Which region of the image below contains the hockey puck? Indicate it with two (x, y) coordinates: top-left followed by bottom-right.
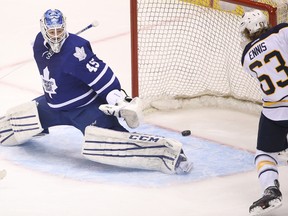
(181, 130), (191, 136)
(0, 169), (7, 180)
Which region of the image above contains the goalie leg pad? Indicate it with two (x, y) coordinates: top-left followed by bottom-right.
(82, 126), (183, 174)
(0, 116), (17, 145)
(0, 101), (43, 146)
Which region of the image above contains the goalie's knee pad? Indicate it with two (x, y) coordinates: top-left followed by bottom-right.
(82, 126), (192, 174)
(0, 101), (43, 146)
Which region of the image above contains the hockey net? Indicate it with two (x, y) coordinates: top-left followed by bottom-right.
(130, 0), (288, 113)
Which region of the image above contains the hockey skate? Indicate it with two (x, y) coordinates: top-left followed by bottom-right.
(249, 180), (282, 215)
(175, 152), (193, 174)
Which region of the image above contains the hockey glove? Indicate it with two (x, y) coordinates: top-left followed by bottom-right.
(99, 90), (142, 129)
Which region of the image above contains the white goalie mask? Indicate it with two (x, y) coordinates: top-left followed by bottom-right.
(240, 9), (268, 34)
(40, 9), (67, 53)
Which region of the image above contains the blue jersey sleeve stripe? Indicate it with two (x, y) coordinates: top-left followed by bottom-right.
(96, 74), (116, 94)
(47, 89), (94, 108)
(88, 64), (109, 87)
(76, 95), (98, 108)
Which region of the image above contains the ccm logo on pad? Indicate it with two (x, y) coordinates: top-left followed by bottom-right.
(129, 134), (160, 142)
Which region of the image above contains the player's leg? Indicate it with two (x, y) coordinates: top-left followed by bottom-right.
(34, 95), (62, 131)
(249, 113), (287, 215)
(82, 126), (192, 174)
(0, 101), (43, 146)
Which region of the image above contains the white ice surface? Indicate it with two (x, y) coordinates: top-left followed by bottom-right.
(0, 1), (288, 216)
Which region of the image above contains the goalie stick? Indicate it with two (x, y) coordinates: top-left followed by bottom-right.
(0, 20), (100, 80)
(0, 169), (6, 180)
(75, 20), (99, 35)
(45, 20), (100, 57)
(30, 20), (99, 46)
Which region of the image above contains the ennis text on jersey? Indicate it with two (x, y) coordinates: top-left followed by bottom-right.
(248, 42), (267, 60)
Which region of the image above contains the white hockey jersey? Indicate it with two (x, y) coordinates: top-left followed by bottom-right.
(242, 23), (288, 121)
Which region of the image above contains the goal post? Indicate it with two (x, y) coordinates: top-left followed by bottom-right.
(130, 0), (288, 113)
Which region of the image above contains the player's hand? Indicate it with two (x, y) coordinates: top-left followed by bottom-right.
(99, 97), (142, 129)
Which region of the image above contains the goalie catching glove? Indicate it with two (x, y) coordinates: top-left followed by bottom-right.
(99, 89), (142, 129)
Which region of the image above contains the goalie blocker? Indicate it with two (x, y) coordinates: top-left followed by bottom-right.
(82, 126), (193, 174)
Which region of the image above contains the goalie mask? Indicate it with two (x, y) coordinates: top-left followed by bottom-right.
(240, 9), (268, 34)
(40, 9), (67, 53)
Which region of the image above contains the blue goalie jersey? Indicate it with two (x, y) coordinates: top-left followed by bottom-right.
(33, 33), (121, 110)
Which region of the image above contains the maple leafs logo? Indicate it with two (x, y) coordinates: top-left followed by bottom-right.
(73, 47), (87, 61)
(41, 67), (58, 98)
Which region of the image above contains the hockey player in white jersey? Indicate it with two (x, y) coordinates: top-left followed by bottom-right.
(0, 9), (192, 175)
(241, 9), (288, 215)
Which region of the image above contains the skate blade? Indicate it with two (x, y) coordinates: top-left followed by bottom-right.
(250, 199), (282, 215)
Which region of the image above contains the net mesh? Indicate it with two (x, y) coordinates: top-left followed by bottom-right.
(133, 0), (288, 111)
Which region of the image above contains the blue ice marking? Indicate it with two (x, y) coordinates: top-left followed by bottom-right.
(0, 124), (254, 186)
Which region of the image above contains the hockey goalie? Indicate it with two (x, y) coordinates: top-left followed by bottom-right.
(0, 99), (192, 174)
(0, 9), (192, 175)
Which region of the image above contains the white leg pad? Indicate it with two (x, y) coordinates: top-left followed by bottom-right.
(82, 126), (183, 174)
(0, 116), (17, 145)
(0, 101), (43, 146)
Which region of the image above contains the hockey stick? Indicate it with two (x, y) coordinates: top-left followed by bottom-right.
(30, 20), (99, 46)
(45, 20), (99, 56)
(75, 20), (99, 35)
(0, 20), (100, 80)
(0, 169), (6, 180)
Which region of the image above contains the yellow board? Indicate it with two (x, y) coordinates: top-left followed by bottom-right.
(180, 0), (283, 16)
(180, 0), (244, 15)
(181, 0), (288, 24)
